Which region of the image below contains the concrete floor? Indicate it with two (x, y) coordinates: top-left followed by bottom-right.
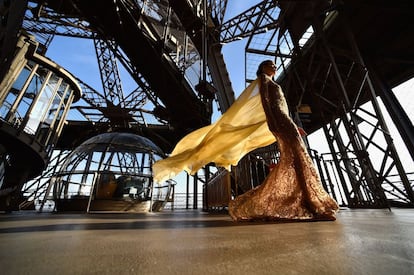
(0, 208), (413, 275)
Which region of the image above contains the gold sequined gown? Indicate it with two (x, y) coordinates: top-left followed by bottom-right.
(229, 74), (339, 221)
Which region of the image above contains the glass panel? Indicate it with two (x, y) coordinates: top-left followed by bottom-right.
(37, 78), (66, 144)
(16, 69), (45, 133)
(24, 70), (59, 134)
(52, 83), (69, 128)
(0, 94), (17, 121)
(0, 67), (31, 124)
(12, 66), (31, 91)
(45, 79), (64, 126)
(113, 175), (150, 200)
(142, 153), (152, 174)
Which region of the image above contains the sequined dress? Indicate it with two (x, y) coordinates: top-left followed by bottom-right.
(228, 74), (339, 221)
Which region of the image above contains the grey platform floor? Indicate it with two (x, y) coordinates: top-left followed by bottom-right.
(0, 208), (413, 275)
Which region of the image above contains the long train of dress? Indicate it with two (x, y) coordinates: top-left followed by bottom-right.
(229, 74), (339, 221)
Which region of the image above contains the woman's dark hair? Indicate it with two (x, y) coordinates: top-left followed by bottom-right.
(256, 60), (275, 77)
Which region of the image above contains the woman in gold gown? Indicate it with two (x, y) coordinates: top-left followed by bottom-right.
(228, 60), (339, 221)
(153, 60), (338, 221)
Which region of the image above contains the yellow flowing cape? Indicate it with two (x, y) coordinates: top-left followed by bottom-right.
(152, 79), (276, 183)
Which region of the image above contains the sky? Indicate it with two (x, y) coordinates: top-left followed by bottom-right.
(43, 1), (414, 191)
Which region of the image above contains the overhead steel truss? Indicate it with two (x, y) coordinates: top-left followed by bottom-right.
(23, 1), (199, 129)
(14, 0), (414, 209)
(21, 0), (239, 133)
(310, 13), (413, 207)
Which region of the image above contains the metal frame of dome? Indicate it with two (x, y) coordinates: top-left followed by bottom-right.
(79, 132), (165, 156)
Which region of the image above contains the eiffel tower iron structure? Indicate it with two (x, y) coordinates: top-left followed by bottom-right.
(0, 0), (413, 211)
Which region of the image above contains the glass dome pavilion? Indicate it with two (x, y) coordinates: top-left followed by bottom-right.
(52, 132), (175, 212)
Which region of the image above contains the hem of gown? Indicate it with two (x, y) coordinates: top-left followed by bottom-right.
(230, 213), (337, 222)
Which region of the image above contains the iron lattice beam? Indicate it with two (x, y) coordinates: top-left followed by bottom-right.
(220, 0), (280, 44)
(24, 2), (94, 39)
(208, 0), (227, 26)
(308, 9), (413, 207)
